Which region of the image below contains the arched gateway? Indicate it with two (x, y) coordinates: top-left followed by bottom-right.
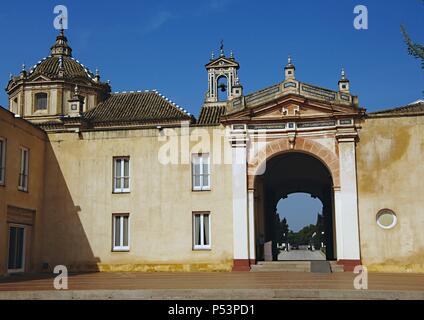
(221, 59), (364, 272)
(253, 151), (337, 261)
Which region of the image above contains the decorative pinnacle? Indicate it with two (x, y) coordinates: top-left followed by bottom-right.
(230, 50), (234, 59)
(285, 55), (295, 70)
(220, 40), (224, 57)
(9, 73), (13, 80)
(21, 63), (26, 72)
(96, 69), (100, 76)
(74, 84), (79, 95)
(341, 68), (346, 80)
(211, 51), (215, 60)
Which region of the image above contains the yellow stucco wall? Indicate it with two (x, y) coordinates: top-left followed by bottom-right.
(40, 126), (234, 272)
(0, 108), (46, 276)
(357, 114), (424, 273)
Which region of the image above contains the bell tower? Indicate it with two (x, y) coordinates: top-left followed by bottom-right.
(204, 41), (242, 103)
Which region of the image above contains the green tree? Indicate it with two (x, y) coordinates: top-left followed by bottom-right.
(401, 1), (424, 69)
(288, 224), (316, 246)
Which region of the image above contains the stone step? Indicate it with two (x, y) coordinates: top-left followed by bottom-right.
(329, 262), (345, 273)
(258, 261), (310, 266)
(257, 262), (311, 269)
(251, 268), (310, 273)
(251, 262), (311, 272)
(251, 261), (345, 273)
(258, 261), (311, 265)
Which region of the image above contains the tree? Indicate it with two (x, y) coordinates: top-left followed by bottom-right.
(401, 1), (424, 69)
(281, 218), (289, 242)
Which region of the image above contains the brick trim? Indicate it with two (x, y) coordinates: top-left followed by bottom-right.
(232, 259), (251, 272)
(337, 259), (362, 272)
(248, 137), (340, 189)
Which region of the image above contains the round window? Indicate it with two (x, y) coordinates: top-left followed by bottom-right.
(376, 209), (397, 229)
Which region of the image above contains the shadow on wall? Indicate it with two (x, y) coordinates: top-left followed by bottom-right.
(40, 141), (100, 273)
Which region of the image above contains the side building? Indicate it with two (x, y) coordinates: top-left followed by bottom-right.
(3, 30), (235, 274)
(357, 100), (424, 272)
(0, 107), (47, 275)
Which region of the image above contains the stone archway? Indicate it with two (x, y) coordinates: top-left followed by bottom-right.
(248, 137), (340, 190)
(252, 151), (336, 262)
(242, 136), (361, 271)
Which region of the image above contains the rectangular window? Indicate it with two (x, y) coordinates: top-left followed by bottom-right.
(192, 153), (210, 191)
(193, 212), (211, 250)
(18, 147), (29, 192)
(0, 138), (5, 185)
(112, 214), (130, 251)
(8, 225), (25, 273)
(113, 157), (130, 193)
(35, 93), (48, 110)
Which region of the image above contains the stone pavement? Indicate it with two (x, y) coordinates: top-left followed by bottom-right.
(1, 271), (424, 300)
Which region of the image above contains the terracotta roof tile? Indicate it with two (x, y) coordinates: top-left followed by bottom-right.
(370, 100), (424, 115)
(29, 56), (94, 80)
(197, 105), (226, 125)
(84, 91), (192, 124)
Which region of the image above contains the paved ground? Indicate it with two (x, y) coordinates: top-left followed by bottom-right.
(0, 272), (424, 300)
(278, 250), (325, 261)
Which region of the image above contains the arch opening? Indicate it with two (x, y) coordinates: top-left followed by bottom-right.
(217, 75), (228, 101)
(254, 151), (336, 262)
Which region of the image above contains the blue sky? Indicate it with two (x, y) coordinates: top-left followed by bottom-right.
(277, 194), (322, 232)
(0, 0), (423, 115)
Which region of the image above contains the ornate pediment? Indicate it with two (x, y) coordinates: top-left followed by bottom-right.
(205, 56), (239, 69)
(222, 94), (362, 124)
(30, 75), (51, 82)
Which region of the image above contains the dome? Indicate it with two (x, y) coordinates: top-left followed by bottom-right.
(29, 55), (95, 81)
(27, 29), (96, 82)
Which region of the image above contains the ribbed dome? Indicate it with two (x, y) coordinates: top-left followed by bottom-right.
(28, 29), (95, 81)
(29, 55), (95, 81)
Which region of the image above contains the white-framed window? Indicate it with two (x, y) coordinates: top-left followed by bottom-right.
(113, 157), (130, 193)
(193, 212), (211, 250)
(192, 153), (210, 191)
(376, 209), (398, 230)
(112, 214), (130, 251)
(0, 137), (5, 185)
(18, 147), (29, 192)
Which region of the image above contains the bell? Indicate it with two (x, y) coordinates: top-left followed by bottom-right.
(218, 83), (227, 92)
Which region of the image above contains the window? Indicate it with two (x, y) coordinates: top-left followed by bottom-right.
(8, 225), (26, 273)
(18, 148), (29, 191)
(193, 212), (211, 250)
(113, 157), (130, 193)
(12, 98), (18, 113)
(0, 138), (5, 185)
(112, 214), (130, 251)
(376, 209), (397, 230)
(35, 93), (48, 110)
(192, 153), (210, 191)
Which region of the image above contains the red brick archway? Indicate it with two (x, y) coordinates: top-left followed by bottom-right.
(247, 137), (340, 189)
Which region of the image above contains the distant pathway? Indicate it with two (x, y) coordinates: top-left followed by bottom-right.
(278, 250), (326, 261)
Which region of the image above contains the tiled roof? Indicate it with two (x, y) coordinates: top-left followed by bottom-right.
(84, 91), (192, 124)
(370, 100), (424, 115)
(197, 105), (226, 125)
(29, 56), (95, 81)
